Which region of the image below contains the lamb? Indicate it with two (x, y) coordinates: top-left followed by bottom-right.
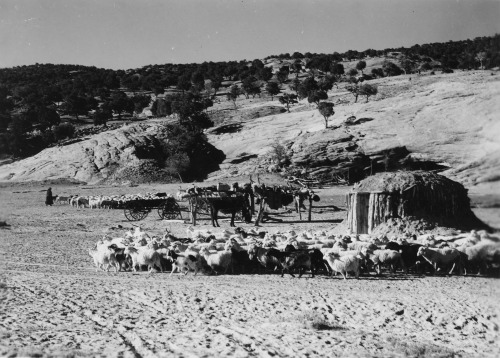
(124, 246), (163, 273)
(199, 246), (233, 274)
(324, 252), (360, 279)
(166, 250), (199, 276)
(88, 245), (119, 272)
(417, 246), (463, 275)
(365, 249), (405, 275)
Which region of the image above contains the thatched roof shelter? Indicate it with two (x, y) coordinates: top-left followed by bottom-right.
(346, 171), (486, 234)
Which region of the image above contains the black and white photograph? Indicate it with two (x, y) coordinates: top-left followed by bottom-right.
(1, 0), (499, 357)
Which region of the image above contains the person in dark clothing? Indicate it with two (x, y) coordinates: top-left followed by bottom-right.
(45, 187), (54, 206)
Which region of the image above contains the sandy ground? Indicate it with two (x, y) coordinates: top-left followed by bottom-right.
(1, 182), (500, 357)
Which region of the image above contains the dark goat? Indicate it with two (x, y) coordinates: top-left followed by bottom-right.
(285, 245), (325, 275)
(282, 251), (313, 278)
(266, 248), (313, 278)
(207, 196), (252, 227)
(108, 244), (130, 271)
(248, 246), (281, 272)
(385, 242), (433, 274)
(231, 248), (262, 274)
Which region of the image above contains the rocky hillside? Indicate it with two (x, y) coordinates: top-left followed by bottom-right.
(0, 70), (498, 194)
(206, 70), (500, 192)
(0, 121), (223, 184)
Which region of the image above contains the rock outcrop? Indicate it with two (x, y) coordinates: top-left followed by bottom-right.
(0, 122), (223, 184)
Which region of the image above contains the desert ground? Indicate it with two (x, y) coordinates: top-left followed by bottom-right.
(1, 181), (499, 358)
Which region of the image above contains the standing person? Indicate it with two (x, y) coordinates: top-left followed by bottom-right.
(45, 187), (54, 206)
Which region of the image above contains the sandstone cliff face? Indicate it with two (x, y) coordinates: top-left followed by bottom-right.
(0, 123), (167, 184)
(0, 122), (223, 184)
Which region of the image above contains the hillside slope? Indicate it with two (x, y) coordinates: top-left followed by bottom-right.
(206, 70), (500, 191)
(0, 70), (498, 194)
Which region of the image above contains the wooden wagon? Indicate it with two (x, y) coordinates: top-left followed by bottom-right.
(123, 197), (182, 221)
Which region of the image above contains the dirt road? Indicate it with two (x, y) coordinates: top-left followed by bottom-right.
(1, 183), (499, 357)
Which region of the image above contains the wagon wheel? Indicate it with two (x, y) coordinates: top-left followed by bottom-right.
(158, 199), (182, 220)
(124, 202), (149, 221)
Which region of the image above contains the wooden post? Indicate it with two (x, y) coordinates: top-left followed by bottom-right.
(190, 197), (197, 226)
(254, 198), (265, 226)
(308, 198), (313, 222)
(250, 192), (255, 216)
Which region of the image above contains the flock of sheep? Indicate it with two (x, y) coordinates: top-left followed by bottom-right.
(89, 226), (500, 279)
(54, 192), (170, 209)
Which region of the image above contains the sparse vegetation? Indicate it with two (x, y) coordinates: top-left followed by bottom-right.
(318, 102), (335, 128)
(265, 81), (281, 100)
(269, 140), (290, 168)
(359, 83), (378, 102)
(476, 52), (487, 69)
(52, 123), (75, 141)
(278, 93), (298, 113)
(356, 60), (367, 74)
(346, 83), (360, 103)
(227, 84), (241, 108)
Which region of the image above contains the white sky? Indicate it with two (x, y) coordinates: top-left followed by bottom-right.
(0, 0), (499, 70)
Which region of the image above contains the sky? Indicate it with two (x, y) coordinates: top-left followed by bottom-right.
(0, 0), (499, 70)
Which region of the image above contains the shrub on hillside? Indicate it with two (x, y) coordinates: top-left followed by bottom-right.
(371, 68), (384, 78)
(359, 83), (378, 102)
(53, 123), (75, 141)
(382, 61), (403, 76)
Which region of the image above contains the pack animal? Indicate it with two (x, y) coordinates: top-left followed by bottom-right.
(206, 196), (251, 227)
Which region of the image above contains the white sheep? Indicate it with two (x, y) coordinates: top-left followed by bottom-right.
(88, 196), (101, 209)
(457, 242), (500, 275)
(324, 252), (360, 279)
(417, 246), (463, 275)
(124, 246), (163, 273)
(199, 246), (232, 274)
(348, 241), (378, 251)
(88, 245), (118, 272)
(366, 249), (405, 274)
